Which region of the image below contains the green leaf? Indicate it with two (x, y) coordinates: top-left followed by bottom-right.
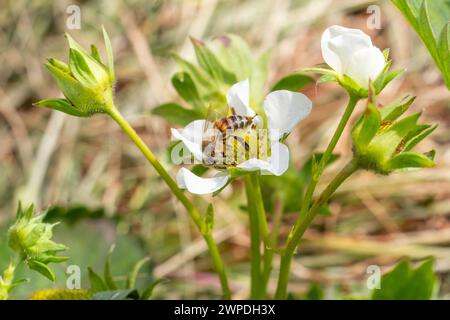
(88, 267), (107, 292)
(438, 23), (450, 82)
(250, 50), (271, 111)
(172, 53), (216, 93)
(372, 259), (437, 300)
(34, 98), (90, 117)
(104, 244), (117, 290)
(387, 151), (435, 170)
(271, 73), (314, 92)
(102, 26), (115, 81)
(306, 282), (324, 300)
(28, 259), (55, 282)
(190, 37), (237, 86)
(92, 289), (139, 300)
(151, 103), (203, 126)
(141, 279), (163, 300)
(171, 72), (203, 110)
(214, 34), (254, 80)
(126, 257), (150, 289)
(392, 0), (450, 89)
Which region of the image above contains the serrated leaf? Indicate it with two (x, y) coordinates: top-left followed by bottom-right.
(151, 103), (203, 126)
(88, 267), (107, 292)
(171, 72), (203, 110)
(104, 244), (117, 290)
(270, 73), (314, 92)
(28, 259), (55, 282)
(126, 257), (150, 289)
(372, 259), (437, 300)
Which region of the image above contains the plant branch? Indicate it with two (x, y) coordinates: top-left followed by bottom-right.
(108, 106), (231, 299)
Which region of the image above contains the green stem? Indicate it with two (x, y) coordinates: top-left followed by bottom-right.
(108, 106), (231, 299)
(275, 158), (359, 299)
(298, 95), (359, 224)
(244, 175), (262, 299)
(250, 175), (273, 297)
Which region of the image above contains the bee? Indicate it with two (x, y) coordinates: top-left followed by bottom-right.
(202, 107), (262, 167)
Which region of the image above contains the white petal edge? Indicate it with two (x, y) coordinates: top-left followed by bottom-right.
(226, 79), (255, 117)
(346, 46), (386, 88)
(176, 168), (231, 194)
(171, 120), (206, 161)
(237, 142), (289, 176)
(263, 90), (312, 141)
(321, 25), (373, 74)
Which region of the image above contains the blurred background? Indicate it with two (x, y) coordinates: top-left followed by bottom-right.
(0, 0), (449, 299)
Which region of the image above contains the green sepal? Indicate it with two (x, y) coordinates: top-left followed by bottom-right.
(404, 124), (438, 151)
(386, 151), (435, 171)
(28, 259), (56, 282)
(34, 98), (91, 117)
(380, 96), (416, 122)
(102, 25), (115, 81)
(352, 98), (381, 149)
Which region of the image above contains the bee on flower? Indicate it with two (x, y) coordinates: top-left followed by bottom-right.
(171, 79), (312, 194)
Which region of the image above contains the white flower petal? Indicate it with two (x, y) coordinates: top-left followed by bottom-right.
(226, 79), (255, 116)
(263, 90), (312, 141)
(321, 25), (373, 74)
(171, 120), (206, 161)
(346, 47), (386, 87)
(237, 142), (289, 176)
(176, 168), (231, 194)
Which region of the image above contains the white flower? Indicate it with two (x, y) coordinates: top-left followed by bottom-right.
(321, 25), (385, 88)
(171, 79), (312, 194)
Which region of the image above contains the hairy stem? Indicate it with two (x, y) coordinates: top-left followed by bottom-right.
(275, 158), (359, 299)
(108, 106), (231, 299)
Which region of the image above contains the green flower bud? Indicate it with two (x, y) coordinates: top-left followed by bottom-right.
(8, 204), (68, 281)
(352, 91), (436, 174)
(34, 27), (115, 117)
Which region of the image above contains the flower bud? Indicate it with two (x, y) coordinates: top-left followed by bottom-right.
(34, 27), (115, 117)
(352, 92), (436, 174)
(8, 204), (68, 281)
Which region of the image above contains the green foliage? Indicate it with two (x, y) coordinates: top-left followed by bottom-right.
(30, 288), (92, 300)
(151, 103), (203, 126)
(372, 259), (437, 300)
(8, 204), (68, 282)
(34, 29), (116, 116)
(87, 245), (160, 300)
(154, 34), (275, 125)
(392, 0), (450, 89)
(270, 73), (314, 92)
(352, 90), (436, 174)
(305, 282), (324, 300)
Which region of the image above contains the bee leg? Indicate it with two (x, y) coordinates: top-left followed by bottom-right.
(230, 107), (237, 116)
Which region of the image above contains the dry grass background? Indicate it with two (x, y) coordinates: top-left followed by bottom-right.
(0, 0), (449, 299)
